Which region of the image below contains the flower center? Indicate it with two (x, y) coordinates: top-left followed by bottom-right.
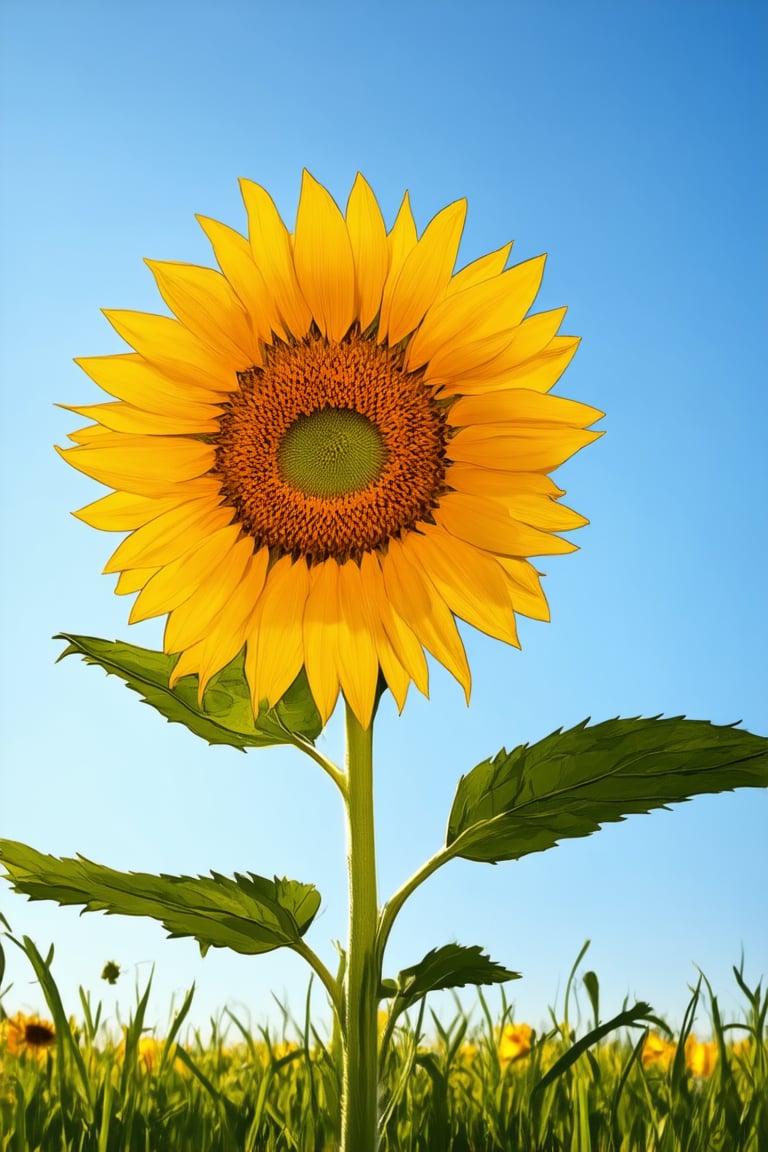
(24, 1023), (55, 1048)
(215, 336), (448, 562)
(278, 406), (388, 498)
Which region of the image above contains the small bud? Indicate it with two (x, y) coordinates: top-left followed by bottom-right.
(101, 960), (121, 985)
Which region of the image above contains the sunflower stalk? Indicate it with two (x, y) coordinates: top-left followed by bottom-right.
(341, 703), (380, 1151)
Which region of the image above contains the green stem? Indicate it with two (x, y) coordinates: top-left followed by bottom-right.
(287, 733), (347, 796)
(341, 704), (380, 1152)
(291, 939), (344, 1029)
(376, 844), (458, 964)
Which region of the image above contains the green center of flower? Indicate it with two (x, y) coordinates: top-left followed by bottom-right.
(278, 406), (388, 498)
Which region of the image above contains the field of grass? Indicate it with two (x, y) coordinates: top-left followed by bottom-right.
(0, 936), (765, 1152)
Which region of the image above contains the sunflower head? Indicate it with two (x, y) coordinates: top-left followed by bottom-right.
(61, 171), (603, 728)
(641, 1031), (676, 1070)
(1, 1012), (56, 1058)
(685, 1035), (717, 1078)
(498, 1021), (533, 1064)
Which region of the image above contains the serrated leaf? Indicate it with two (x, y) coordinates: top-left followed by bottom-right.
(390, 944), (519, 1012)
(0, 840), (320, 957)
(447, 716), (768, 863)
(55, 634), (322, 749)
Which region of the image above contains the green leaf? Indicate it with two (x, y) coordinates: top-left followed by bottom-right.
(582, 970), (600, 1028)
(55, 634), (322, 749)
(0, 840), (320, 957)
(447, 716), (768, 863)
(531, 1002), (655, 1097)
(389, 944), (520, 1011)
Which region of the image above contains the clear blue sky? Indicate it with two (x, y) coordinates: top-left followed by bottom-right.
(1, 0), (766, 1041)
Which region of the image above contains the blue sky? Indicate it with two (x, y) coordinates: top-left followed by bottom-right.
(1, 0), (766, 1041)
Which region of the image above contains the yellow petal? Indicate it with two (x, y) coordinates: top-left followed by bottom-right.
(444, 243), (513, 297)
(196, 214), (281, 344)
(442, 334), (581, 396)
(75, 491), (179, 531)
(359, 552), (429, 699)
(239, 179), (312, 339)
(103, 312), (239, 393)
(346, 173), (389, 331)
(475, 308), (565, 373)
(145, 260), (257, 368)
(168, 547), (270, 695)
(73, 480), (223, 531)
(244, 556), (309, 711)
(429, 310), (568, 393)
(446, 463), (564, 500)
(164, 535), (254, 652)
(447, 389), (604, 429)
(497, 557), (551, 622)
(293, 170), (356, 342)
(57, 437), (215, 496)
(445, 466), (586, 532)
(407, 526), (520, 646)
(353, 563), (411, 712)
(115, 567), (160, 595)
(103, 499), (232, 573)
(448, 424), (603, 472)
(418, 329), (516, 383)
(129, 524), (241, 621)
(409, 255), (546, 371)
(438, 312), (568, 395)
(66, 424), (117, 445)
(504, 494), (588, 532)
(61, 400), (220, 436)
(377, 191), (418, 343)
(435, 493), (578, 556)
(336, 561), (380, 727)
(302, 560), (342, 725)
(385, 199), (467, 346)
(167, 638), (213, 696)
(381, 538), (470, 698)
(75, 353), (221, 411)
(373, 634), (410, 711)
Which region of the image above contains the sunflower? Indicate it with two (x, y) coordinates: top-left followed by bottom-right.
(641, 1031), (676, 1070)
(1, 1012), (56, 1057)
(498, 1021), (533, 1064)
(60, 172), (602, 728)
(685, 1035), (718, 1078)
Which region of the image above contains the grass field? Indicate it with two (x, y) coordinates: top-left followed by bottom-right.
(0, 936), (765, 1151)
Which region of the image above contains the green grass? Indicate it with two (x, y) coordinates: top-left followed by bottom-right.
(0, 937), (765, 1151)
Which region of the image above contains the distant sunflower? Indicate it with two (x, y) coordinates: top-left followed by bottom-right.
(60, 172), (602, 727)
(2, 1012), (56, 1057)
(499, 1022), (533, 1063)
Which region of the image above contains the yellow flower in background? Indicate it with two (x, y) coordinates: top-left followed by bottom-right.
(137, 1036), (164, 1072)
(0, 1012), (56, 1058)
(685, 1035), (717, 1078)
(116, 1033), (188, 1075)
(116, 1034), (162, 1072)
(499, 1022), (532, 1063)
(457, 1041), (479, 1064)
(61, 172), (602, 727)
(731, 1036), (752, 1060)
(641, 1031), (676, 1070)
